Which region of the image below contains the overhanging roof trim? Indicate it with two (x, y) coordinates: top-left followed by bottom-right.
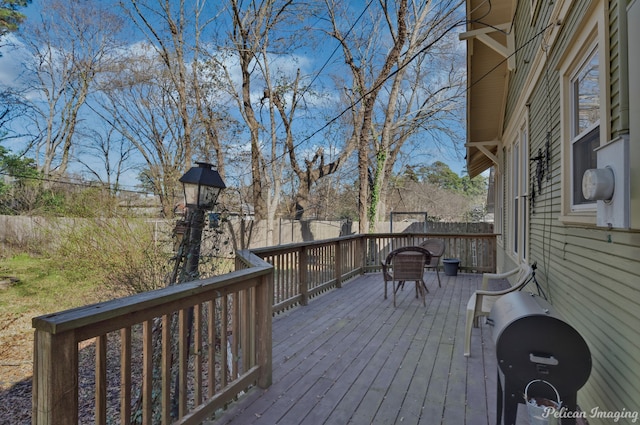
(464, 0), (514, 178)
(465, 140), (502, 178)
(459, 22), (515, 70)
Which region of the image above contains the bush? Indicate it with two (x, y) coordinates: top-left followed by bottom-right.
(54, 217), (173, 294)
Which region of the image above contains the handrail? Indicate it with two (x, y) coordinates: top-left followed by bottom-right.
(32, 252), (273, 425)
(248, 232), (495, 314)
(32, 232), (495, 424)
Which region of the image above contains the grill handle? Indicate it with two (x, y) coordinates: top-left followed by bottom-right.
(529, 353), (559, 366)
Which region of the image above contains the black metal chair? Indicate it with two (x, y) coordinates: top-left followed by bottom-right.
(381, 246), (432, 307)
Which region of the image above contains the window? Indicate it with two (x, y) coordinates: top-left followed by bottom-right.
(570, 49), (599, 209)
(495, 166), (504, 246)
(508, 125), (529, 261)
(559, 4), (607, 224)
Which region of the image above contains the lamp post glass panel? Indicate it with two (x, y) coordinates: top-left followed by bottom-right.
(179, 162), (226, 281)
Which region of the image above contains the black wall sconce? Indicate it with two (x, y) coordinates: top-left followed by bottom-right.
(530, 132), (551, 210)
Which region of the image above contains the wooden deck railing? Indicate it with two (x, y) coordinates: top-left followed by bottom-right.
(251, 233), (495, 314)
(32, 232), (495, 424)
(252, 235), (365, 312)
(32, 250), (273, 425)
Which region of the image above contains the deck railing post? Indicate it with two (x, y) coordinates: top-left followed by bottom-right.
(299, 246), (309, 305)
(358, 236), (366, 273)
(256, 271), (273, 388)
(335, 240), (342, 288)
(32, 329), (78, 425)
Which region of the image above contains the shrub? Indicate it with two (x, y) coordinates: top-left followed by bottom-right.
(54, 217), (173, 294)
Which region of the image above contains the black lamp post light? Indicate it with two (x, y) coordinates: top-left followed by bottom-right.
(179, 161), (226, 281)
(172, 161), (226, 418)
(179, 161), (226, 210)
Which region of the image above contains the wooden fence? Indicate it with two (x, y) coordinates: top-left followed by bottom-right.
(1, 214), (493, 252)
(31, 232), (495, 424)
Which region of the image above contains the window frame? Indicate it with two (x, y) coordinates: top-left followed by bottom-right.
(569, 46), (600, 212)
(558, 3), (609, 225)
(508, 124), (529, 262)
(495, 165), (504, 247)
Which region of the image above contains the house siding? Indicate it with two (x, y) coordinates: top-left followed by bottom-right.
(499, 0), (640, 422)
(608, 0), (630, 139)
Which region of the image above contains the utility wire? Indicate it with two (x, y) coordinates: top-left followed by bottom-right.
(4, 1), (376, 194)
(236, 12), (470, 182)
(5, 3), (555, 193)
(0, 171), (153, 195)
(236, 7), (555, 181)
(299, 0), (374, 103)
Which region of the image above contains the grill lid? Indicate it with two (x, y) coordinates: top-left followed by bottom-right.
(490, 291), (591, 395)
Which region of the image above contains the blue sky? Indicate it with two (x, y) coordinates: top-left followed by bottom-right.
(1, 0), (471, 190)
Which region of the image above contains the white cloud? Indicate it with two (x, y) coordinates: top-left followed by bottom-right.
(0, 34), (29, 89)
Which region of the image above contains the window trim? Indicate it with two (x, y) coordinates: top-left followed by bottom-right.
(495, 164), (504, 248)
(508, 124), (529, 262)
(569, 46), (600, 212)
(558, 2), (609, 225)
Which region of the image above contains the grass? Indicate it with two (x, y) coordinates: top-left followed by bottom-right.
(0, 253), (106, 318)
(0, 253), (109, 392)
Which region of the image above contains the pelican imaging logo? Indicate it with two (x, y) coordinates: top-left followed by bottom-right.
(543, 406), (639, 423)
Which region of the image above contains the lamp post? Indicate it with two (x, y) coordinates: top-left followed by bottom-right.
(173, 162), (225, 418)
(179, 161), (226, 280)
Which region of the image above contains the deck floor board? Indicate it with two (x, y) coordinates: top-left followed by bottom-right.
(211, 272), (528, 425)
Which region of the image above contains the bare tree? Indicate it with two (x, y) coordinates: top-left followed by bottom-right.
(19, 0), (125, 177)
(0, 89), (30, 145)
(75, 125), (135, 193)
(208, 0), (323, 244)
(266, 68), (358, 222)
(120, 0), (196, 172)
(326, 0), (408, 233)
(223, 0), (288, 223)
(105, 0), (231, 216)
(97, 48), (193, 216)
(5, 0), (467, 237)
(372, 0), (466, 225)
(326, 0), (465, 232)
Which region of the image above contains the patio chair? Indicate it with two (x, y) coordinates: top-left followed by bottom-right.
(419, 238), (445, 287)
(463, 262), (535, 357)
(381, 246), (432, 307)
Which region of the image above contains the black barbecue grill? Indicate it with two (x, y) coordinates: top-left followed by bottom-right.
(489, 291), (591, 425)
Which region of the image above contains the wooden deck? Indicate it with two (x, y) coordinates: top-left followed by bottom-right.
(210, 271), (521, 425)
